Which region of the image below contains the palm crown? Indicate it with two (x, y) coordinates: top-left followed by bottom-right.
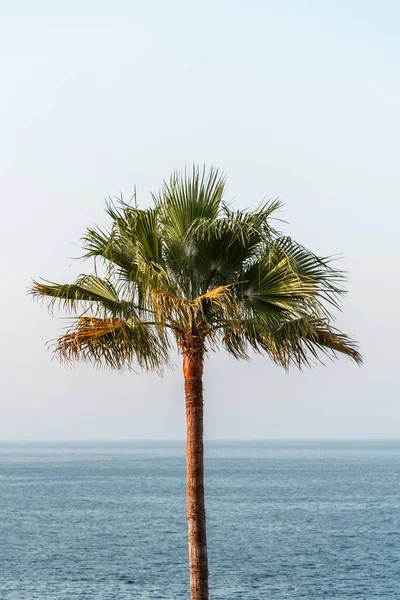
(31, 166), (361, 370)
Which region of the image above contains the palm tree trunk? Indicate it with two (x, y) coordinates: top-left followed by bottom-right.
(182, 336), (209, 600)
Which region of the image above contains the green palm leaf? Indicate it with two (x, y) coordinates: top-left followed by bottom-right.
(31, 165), (361, 370)
(31, 275), (129, 315)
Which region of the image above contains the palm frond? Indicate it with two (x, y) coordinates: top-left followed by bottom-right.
(240, 237), (346, 319)
(82, 202), (163, 280)
(218, 314), (362, 369)
(156, 166), (226, 283)
(241, 255), (317, 317)
(193, 285), (234, 308)
(31, 165), (361, 372)
(160, 165), (225, 233)
(274, 237), (346, 310)
(30, 275), (135, 316)
(186, 208), (272, 284)
(279, 317), (363, 366)
(55, 316), (170, 371)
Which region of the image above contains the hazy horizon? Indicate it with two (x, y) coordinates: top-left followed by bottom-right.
(2, 437), (400, 445)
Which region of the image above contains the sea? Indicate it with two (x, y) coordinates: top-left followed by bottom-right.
(0, 440), (399, 599)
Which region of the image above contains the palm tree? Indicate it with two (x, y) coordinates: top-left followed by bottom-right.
(31, 166), (361, 600)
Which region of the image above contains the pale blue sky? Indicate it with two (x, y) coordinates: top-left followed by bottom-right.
(1, 1), (399, 440)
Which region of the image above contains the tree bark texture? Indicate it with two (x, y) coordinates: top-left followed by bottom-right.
(182, 337), (209, 600)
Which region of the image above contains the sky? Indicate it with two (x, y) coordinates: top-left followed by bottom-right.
(1, 1), (399, 440)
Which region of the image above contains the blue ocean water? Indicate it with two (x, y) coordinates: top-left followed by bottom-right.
(0, 441), (399, 599)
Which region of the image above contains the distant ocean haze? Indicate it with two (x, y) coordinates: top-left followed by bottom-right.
(0, 440), (399, 599)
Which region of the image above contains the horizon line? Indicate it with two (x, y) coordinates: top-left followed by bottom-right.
(1, 437), (399, 444)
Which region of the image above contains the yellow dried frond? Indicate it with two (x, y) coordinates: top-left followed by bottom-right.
(57, 317), (123, 359)
(192, 285), (233, 306)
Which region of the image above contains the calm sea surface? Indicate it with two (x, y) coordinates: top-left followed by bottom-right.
(0, 440), (399, 599)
